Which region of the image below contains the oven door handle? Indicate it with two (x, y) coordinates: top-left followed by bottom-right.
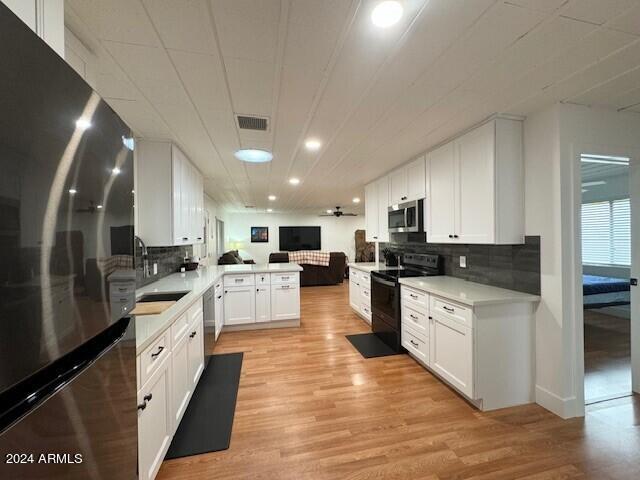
(372, 276), (396, 288)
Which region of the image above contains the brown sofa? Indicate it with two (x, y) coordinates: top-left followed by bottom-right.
(218, 250), (255, 265)
(269, 252), (346, 286)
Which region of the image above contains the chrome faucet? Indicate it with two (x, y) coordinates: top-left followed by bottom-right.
(134, 235), (150, 278)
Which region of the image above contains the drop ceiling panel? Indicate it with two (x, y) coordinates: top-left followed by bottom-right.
(611, 86), (640, 110)
(143, 0), (218, 54)
(560, 0), (638, 25)
(224, 58), (274, 115)
(288, 0), (352, 34)
(215, 12), (278, 63)
(607, 4), (640, 35)
(569, 65), (640, 107)
(96, 0), (160, 47)
(211, 0), (281, 24)
(104, 98), (170, 138)
(507, 0), (567, 13)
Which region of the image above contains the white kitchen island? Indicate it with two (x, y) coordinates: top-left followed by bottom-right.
(134, 262), (302, 480)
(398, 276), (539, 411)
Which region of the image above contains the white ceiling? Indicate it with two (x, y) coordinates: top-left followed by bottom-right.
(64, 0), (640, 214)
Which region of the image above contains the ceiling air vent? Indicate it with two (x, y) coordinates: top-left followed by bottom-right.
(236, 115), (269, 131)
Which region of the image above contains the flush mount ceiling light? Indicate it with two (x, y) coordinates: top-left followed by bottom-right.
(112, 167), (121, 175)
(267, 208), (273, 212)
(76, 118), (91, 131)
(289, 177), (300, 185)
(234, 149), (273, 163)
(352, 197), (361, 203)
(371, 1), (403, 28)
(68, 188), (77, 195)
(304, 138), (322, 151)
(97, 204), (103, 209)
(268, 194), (277, 201)
(326, 209), (333, 214)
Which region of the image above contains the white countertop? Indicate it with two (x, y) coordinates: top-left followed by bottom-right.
(135, 263), (302, 353)
(399, 276), (540, 307)
(348, 262), (403, 272)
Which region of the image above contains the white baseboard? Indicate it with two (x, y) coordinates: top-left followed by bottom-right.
(535, 385), (582, 418)
(223, 319), (300, 332)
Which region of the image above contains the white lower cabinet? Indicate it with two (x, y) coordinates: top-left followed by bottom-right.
(430, 314), (473, 398)
(170, 331), (190, 430)
(224, 286), (256, 325)
(138, 354), (172, 480)
(271, 284), (300, 321)
(399, 284), (535, 411)
(349, 271), (360, 311)
(187, 313), (204, 388)
(349, 266), (372, 324)
(255, 286), (271, 322)
(214, 281), (224, 340)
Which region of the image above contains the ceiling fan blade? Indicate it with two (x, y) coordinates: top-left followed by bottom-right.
(343, 213), (358, 216)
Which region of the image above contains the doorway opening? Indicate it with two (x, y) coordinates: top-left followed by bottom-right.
(580, 153), (633, 404)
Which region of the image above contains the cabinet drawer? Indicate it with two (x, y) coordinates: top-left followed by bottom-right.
(171, 312), (190, 346)
(350, 269), (359, 281)
(270, 272), (299, 285)
(402, 304), (428, 336)
(431, 296), (471, 328)
(360, 304), (372, 322)
(360, 286), (371, 305)
(110, 282), (135, 295)
(256, 273), (270, 285)
(401, 286), (428, 311)
(140, 329), (171, 387)
(188, 297), (203, 322)
(359, 272), (370, 287)
(224, 273), (255, 287)
(402, 324), (428, 364)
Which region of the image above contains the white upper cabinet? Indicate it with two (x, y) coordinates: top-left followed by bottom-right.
(388, 156), (426, 206)
(427, 118), (524, 245)
(2, 0), (65, 58)
(426, 143), (456, 244)
(136, 140), (204, 247)
(364, 175), (390, 243)
(376, 176), (389, 242)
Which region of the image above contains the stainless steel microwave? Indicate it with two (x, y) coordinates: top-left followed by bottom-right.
(388, 199), (424, 233)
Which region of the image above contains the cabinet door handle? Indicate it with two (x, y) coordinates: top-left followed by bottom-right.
(410, 314), (418, 320)
(410, 340), (418, 347)
(224, 290), (228, 294)
(217, 295), (222, 299)
(409, 293), (418, 299)
(235, 278), (243, 283)
(182, 237), (189, 241)
(281, 276), (289, 280)
(428, 316), (432, 320)
(453, 234), (459, 239)
(197, 237), (203, 240)
(448, 234), (453, 239)
(189, 331), (197, 339)
(443, 306), (455, 313)
(281, 285), (290, 289)
(138, 393), (153, 411)
(150, 346), (164, 360)
(401, 196), (407, 201)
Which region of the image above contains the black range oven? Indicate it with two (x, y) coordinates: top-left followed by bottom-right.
(371, 254), (442, 352)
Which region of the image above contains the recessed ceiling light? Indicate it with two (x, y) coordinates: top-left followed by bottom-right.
(267, 208), (273, 212)
(304, 138), (322, 151)
(234, 149), (273, 163)
(112, 167), (121, 175)
(97, 205), (103, 209)
(68, 188), (77, 195)
(268, 195), (277, 201)
(352, 197), (361, 203)
(371, 1), (403, 28)
(326, 209), (333, 214)
(76, 118), (91, 130)
(289, 177), (300, 185)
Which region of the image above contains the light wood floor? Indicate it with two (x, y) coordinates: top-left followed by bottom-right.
(158, 283), (640, 480)
(584, 309), (632, 404)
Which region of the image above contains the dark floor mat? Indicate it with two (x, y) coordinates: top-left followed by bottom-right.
(165, 352), (243, 459)
(346, 333), (402, 358)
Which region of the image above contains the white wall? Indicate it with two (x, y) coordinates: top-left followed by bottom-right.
(525, 103), (640, 418)
(221, 212), (365, 264)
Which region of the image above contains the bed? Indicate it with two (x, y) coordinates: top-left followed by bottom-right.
(583, 275), (631, 309)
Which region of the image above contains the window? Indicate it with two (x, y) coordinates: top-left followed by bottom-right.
(581, 198), (631, 266)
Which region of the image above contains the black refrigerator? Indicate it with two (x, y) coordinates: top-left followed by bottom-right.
(0, 4), (137, 479)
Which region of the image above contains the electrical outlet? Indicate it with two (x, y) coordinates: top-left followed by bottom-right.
(459, 256), (467, 268)
(153, 263), (158, 275)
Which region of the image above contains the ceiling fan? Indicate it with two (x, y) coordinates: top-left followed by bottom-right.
(75, 200), (102, 214)
(319, 206), (358, 217)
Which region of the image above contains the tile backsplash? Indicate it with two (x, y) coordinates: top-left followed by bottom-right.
(135, 245), (193, 287)
(380, 235), (540, 295)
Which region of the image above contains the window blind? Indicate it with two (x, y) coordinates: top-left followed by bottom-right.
(581, 198), (630, 266)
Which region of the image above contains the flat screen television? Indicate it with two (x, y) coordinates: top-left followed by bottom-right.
(279, 226), (321, 251)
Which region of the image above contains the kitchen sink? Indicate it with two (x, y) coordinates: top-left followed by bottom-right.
(137, 291), (189, 303)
